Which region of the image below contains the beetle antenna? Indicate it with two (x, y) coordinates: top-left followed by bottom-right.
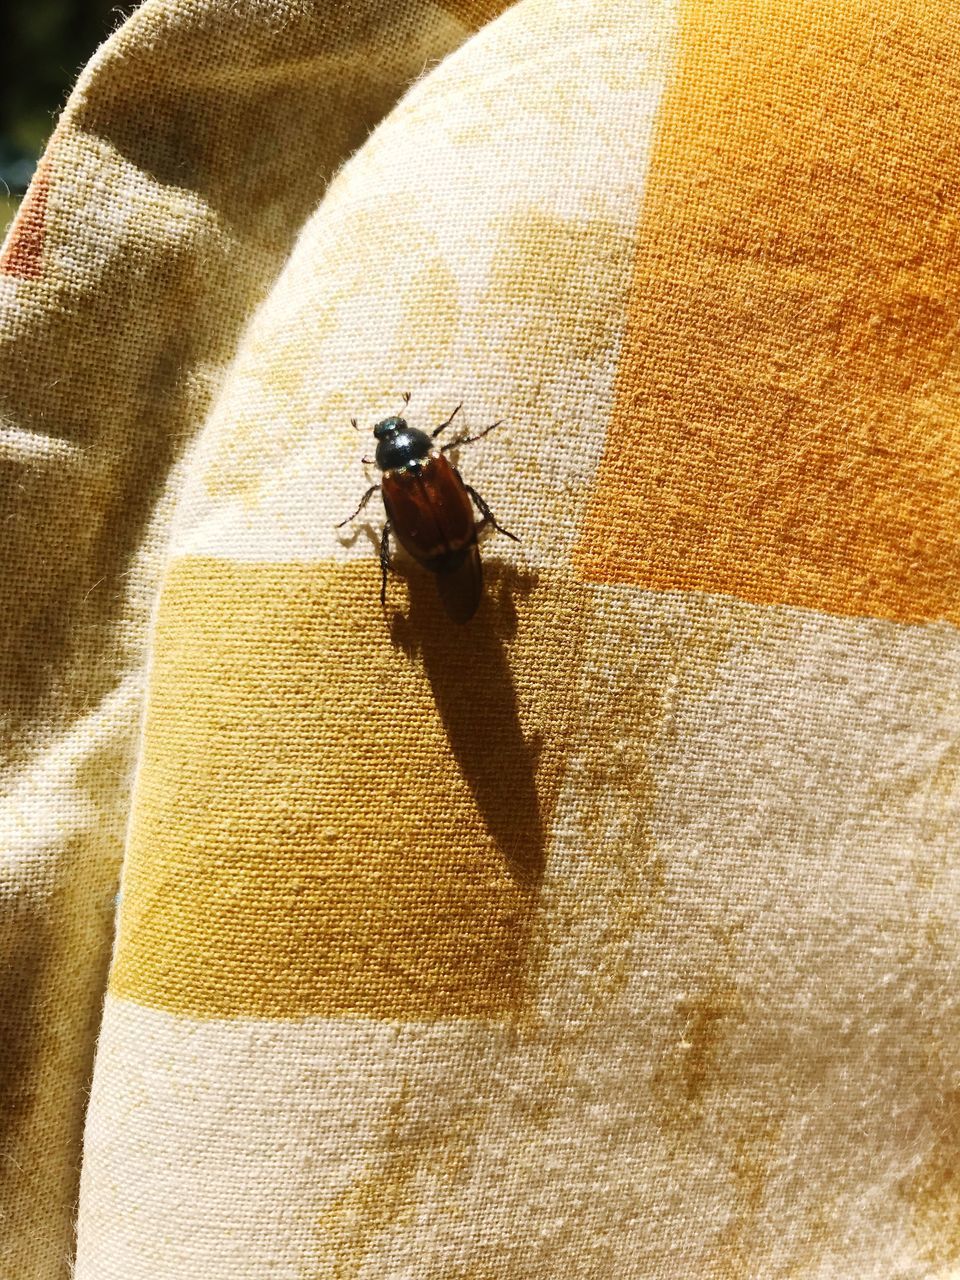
(350, 417), (359, 433)
(402, 390), (411, 405)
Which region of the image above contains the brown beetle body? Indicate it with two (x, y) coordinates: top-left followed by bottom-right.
(380, 451), (477, 573)
(336, 399), (518, 622)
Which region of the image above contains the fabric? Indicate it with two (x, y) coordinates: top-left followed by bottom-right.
(2, 0), (960, 1276)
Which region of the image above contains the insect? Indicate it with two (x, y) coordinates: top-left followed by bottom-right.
(336, 393), (518, 621)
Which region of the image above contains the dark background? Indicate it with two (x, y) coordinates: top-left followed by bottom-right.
(1, 1), (126, 231)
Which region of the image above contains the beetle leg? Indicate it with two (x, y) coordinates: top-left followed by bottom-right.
(431, 401), (463, 438)
(440, 419), (503, 452)
(379, 521), (393, 606)
(336, 485), (380, 528)
(465, 484), (520, 542)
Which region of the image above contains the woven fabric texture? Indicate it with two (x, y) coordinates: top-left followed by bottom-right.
(2, 0), (960, 1276)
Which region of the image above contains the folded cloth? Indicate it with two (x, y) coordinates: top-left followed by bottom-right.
(2, 1), (960, 1277)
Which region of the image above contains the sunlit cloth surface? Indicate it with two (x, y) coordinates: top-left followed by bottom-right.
(2, 1), (960, 1276)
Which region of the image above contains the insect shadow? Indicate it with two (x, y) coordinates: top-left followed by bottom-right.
(389, 557), (544, 891)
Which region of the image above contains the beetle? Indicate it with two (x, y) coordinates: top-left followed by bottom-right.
(336, 393), (518, 621)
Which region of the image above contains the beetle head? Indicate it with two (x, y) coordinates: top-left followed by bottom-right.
(373, 415), (406, 439)
(371, 416), (433, 471)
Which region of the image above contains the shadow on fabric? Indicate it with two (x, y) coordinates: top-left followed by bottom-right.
(389, 559), (544, 891)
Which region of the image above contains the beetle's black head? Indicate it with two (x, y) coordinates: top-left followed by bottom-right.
(371, 415), (433, 471)
(372, 415), (405, 440)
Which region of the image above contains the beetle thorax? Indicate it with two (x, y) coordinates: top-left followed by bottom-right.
(372, 417), (434, 471)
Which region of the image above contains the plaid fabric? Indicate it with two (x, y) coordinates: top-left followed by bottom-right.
(3, 1), (960, 1276)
